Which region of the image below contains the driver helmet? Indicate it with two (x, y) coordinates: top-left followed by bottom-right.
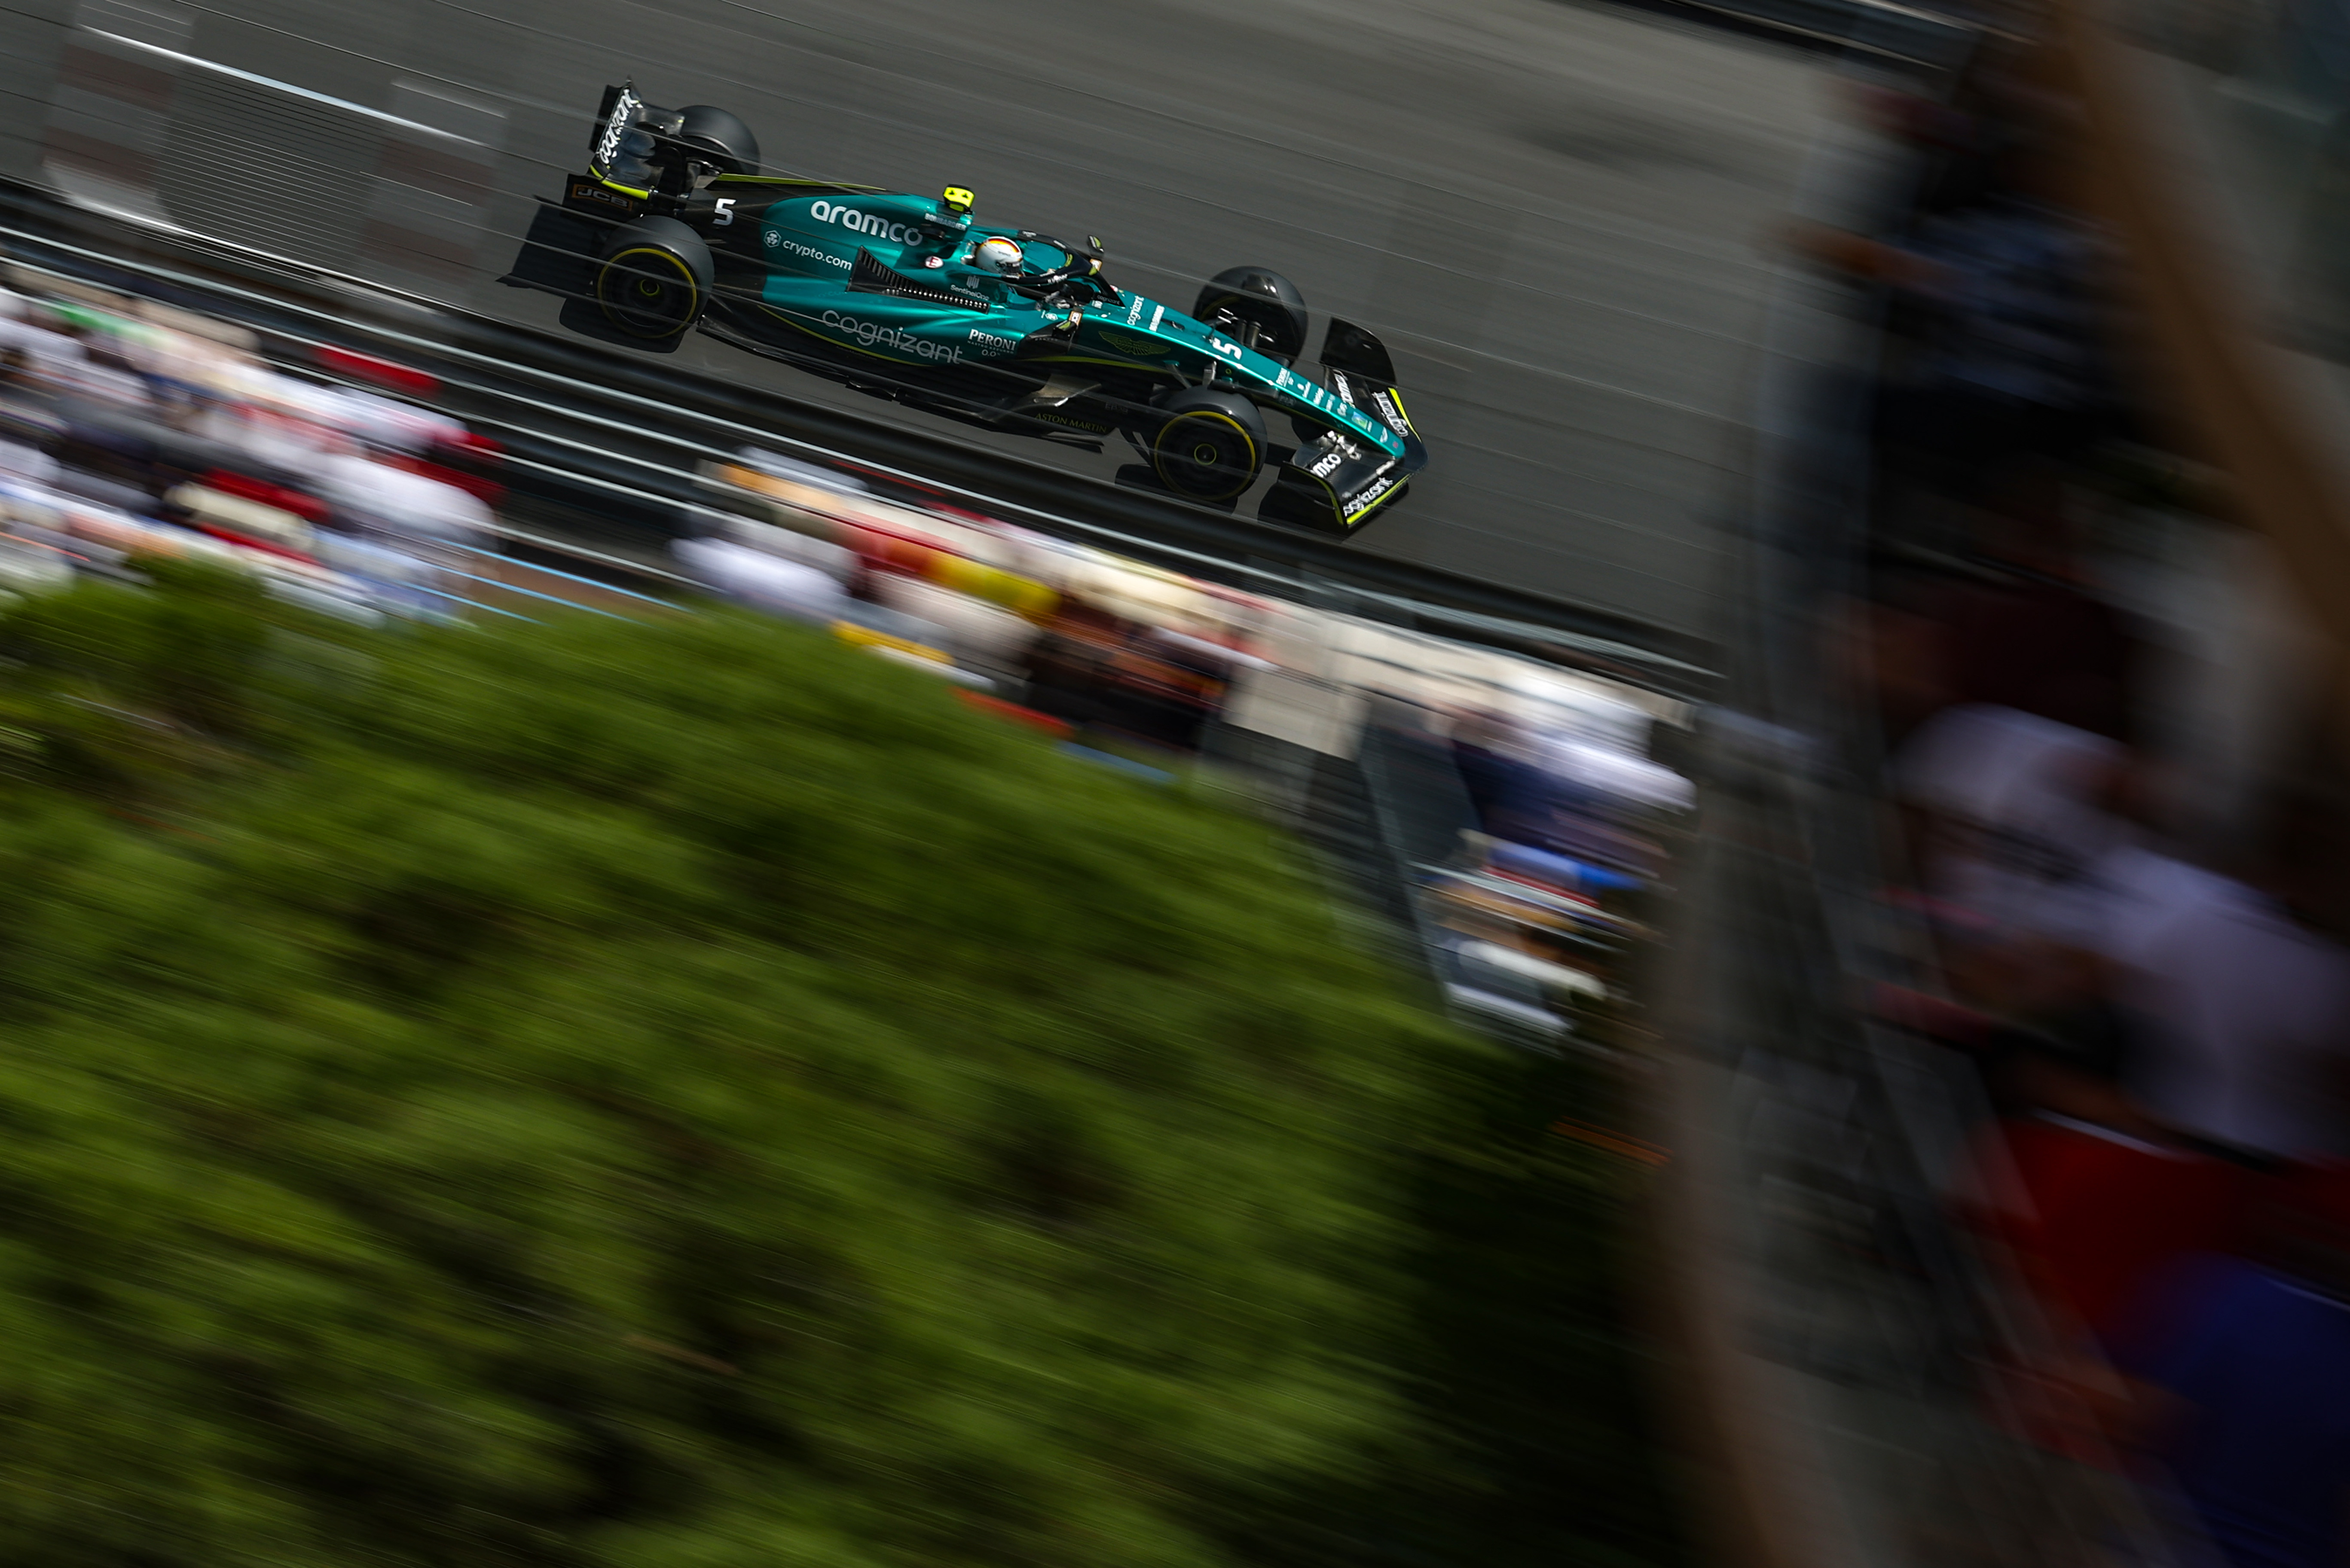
(971, 236), (1024, 276)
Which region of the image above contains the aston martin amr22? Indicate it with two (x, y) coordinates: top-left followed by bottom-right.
(502, 84), (1425, 531)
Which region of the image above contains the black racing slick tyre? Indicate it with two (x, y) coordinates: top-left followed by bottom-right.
(1150, 387), (1266, 502)
(596, 217), (713, 341)
(1194, 267), (1308, 364)
(675, 105), (761, 175)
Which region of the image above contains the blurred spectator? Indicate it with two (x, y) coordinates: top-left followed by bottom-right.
(1932, 462), (2145, 741)
(1873, 188), (2110, 501)
(871, 572), (1041, 677)
(1894, 702), (2127, 950)
(322, 451), (493, 559)
(674, 536), (847, 625)
(2112, 1167), (2350, 1568)
(2111, 800), (2350, 1165)
(1522, 711), (1694, 815)
(2086, 833), (2235, 977)
(1793, 164), (2113, 503)
(1818, 49), (2350, 1567)
(1018, 601), (1228, 755)
(1448, 707), (1674, 879)
(0, 273), (506, 619)
(1452, 709), (1546, 836)
(1964, 1038), (2258, 1354)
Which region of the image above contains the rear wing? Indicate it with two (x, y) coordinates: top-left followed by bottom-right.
(587, 82), (684, 198)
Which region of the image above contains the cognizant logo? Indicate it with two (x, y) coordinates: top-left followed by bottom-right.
(808, 200), (921, 244)
(821, 309), (964, 362)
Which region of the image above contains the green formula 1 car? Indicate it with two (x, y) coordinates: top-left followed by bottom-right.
(502, 83), (1424, 532)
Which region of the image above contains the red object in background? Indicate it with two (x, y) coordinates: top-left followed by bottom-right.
(379, 452), (506, 507)
(1487, 867), (1601, 909)
(436, 430), (502, 462)
(956, 691), (1072, 738)
(200, 469), (330, 525)
(1953, 1118), (2264, 1471)
(312, 345), (438, 398)
(853, 526), (938, 577)
(2260, 1160), (2350, 1236)
(1977, 1119), (2262, 1350)
(932, 502), (1005, 530)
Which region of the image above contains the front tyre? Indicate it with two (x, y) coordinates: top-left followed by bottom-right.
(595, 216), (714, 341)
(1149, 387), (1267, 502)
(675, 105), (761, 175)
(1194, 267), (1308, 364)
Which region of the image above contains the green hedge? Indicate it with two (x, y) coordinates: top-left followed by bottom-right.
(0, 567), (1684, 1568)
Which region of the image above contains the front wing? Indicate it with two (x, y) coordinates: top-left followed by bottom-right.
(1275, 320), (1427, 529)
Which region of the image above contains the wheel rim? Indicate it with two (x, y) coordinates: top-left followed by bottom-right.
(1152, 411), (1258, 500)
(599, 247), (700, 339)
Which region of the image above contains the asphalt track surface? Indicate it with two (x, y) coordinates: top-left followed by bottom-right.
(0, 0), (1834, 641)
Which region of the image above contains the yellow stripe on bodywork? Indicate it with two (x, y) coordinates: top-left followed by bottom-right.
(1286, 467), (1409, 528)
(1343, 482), (1406, 524)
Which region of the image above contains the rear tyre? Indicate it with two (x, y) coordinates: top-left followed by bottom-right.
(595, 217), (714, 341)
(675, 105), (761, 175)
(1149, 387), (1266, 502)
(1194, 267), (1308, 364)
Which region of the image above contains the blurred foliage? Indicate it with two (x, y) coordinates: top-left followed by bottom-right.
(1224, 1049), (1687, 1568)
(0, 567), (1684, 1568)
